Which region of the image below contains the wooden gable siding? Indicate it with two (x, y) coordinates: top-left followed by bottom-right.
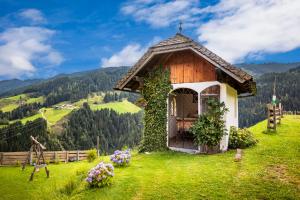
(164, 51), (216, 84)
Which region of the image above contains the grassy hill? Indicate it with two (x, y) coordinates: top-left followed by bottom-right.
(90, 100), (141, 114)
(0, 115), (299, 200)
(1, 92), (140, 127)
(0, 94), (44, 112)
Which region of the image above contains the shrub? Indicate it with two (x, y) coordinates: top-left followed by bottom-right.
(45, 159), (50, 165)
(75, 168), (88, 181)
(15, 160), (21, 167)
(87, 148), (97, 162)
(60, 179), (78, 196)
(54, 155), (60, 164)
(110, 149), (131, 166)
(86, 162), (114, 188)
(190, 98), (228, 152)
(229, 126), (258, 149)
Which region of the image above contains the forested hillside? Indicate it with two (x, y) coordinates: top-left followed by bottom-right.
(239, 66), (300, 127)
(0, 79), (42, 95)
(59, 103), (143, 154)
(0, 104), (143, 153)
(237, 62), (300, 76)
(1, 67), (137, 106)
(0, 118), (60, 152)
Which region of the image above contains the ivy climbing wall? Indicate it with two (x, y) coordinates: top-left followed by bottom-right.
(140, 67), (172, 152)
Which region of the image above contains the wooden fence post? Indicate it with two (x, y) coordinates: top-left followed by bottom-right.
(77, 150), (80, 161)
(54, 151), (57, 163)
(65, 151), (69, 163)
(273, 105), (276, 130)
(29, 151), (32, 165)
(0, 152), (3, 165)
(97, 136), (100, 157)
(267, 105), (271, 129)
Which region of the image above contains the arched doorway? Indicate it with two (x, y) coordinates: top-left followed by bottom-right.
(168, 88), (198, 150)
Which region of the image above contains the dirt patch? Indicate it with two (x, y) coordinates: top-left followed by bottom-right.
(264, 164), (300, 188)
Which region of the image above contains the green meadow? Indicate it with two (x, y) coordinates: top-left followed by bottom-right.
(0, 94), (44, 112)
(0, 115), (299, 200)
(90, 100), (141, 114)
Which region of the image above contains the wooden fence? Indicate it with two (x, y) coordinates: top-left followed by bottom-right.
(0, 150), (89, 166)
(282, 111), (300, 115)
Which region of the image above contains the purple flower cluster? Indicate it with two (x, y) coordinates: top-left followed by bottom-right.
(110, 149), (131, 166)
(86, 162), (114, 187)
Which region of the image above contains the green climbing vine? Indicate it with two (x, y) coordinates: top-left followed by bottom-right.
(139, 66), (172, 152)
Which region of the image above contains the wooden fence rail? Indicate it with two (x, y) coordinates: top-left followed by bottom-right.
(0, 150), (89, 166)
(282, 111), (300, 115)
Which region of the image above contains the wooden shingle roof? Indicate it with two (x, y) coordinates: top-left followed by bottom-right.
(115, 33), (254, 92)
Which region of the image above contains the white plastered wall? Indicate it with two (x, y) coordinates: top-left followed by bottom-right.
(219, 84), (238, 151)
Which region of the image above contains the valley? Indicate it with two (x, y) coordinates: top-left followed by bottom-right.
(1, 93), (140, 126)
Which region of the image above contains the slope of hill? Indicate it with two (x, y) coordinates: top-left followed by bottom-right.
(0, 79), (42, 96)
(0, 94), (44, 112)
(1, 67), (130, 101)
(0, 115), (299, 200)
(237, 62), (300, 76)
(239, 66), (300, 127)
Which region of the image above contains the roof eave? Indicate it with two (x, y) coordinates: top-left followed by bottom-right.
(116, 46), (248, 90)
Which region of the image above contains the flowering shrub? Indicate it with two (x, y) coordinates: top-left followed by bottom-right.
(86, 162), (114, 187)
(110, 149), (131, 166)
(229, 126), (258, 149)
(190, 98), (228, 153)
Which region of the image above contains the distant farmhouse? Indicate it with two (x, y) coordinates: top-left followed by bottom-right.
(115, 33), (256, 153)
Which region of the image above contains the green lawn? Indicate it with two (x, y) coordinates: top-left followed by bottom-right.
(41, 108), (73, 125)
(73, 93), (104, 107)
(0, 115), (299, 200)
(26, 96), (44, 104)
(90, 100), (141, 114)
(5, 94), (27, 100)
(19, 113), (42, 124)
(0, 103), (19, 112)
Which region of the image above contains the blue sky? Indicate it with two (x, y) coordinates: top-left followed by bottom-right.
(0, 0), (300, 80)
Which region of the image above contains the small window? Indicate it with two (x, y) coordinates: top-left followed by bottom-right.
(200, 85), (220, 114)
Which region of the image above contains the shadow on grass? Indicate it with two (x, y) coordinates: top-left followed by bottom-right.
(262, 129), (277, 135)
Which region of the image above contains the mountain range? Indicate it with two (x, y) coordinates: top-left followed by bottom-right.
(237, 62), (300, 76)
(1, 62), (299, 96)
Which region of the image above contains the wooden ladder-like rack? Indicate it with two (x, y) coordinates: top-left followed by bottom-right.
(267, 103), (283, 131)
(22, 136), (50, 181)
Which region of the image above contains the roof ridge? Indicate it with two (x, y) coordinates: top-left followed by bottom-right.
(115, 33), (254, 92)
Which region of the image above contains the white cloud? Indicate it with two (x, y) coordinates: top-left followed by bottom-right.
(101, 44), (144, 68)
(197, 0), (300, 62)
(122, 0), (300, 63)
(121, 0), (200, 28)
(19, 8), (46, 25)
(0, 26), (63, 78)
(101, 36), (161, 68)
